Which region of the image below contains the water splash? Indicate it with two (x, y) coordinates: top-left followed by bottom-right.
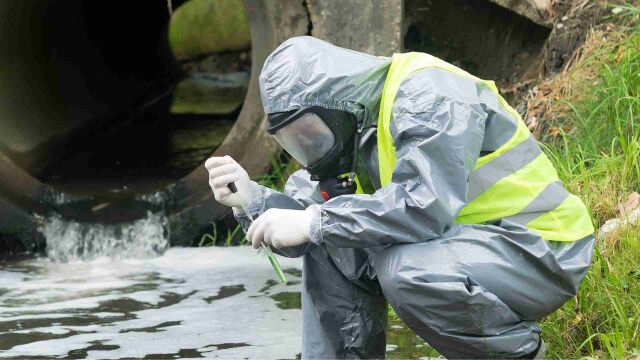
(39, 212), (169, 262)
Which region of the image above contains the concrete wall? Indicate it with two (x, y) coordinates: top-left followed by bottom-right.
(307, 0), (403, 56)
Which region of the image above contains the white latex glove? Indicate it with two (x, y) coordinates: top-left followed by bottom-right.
(204, 155), (255, 208)
(247, 208), (313, 249)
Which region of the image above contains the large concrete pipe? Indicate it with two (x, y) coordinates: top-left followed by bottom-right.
(0, 0), (403, 255)
(0, 0), (309, 253)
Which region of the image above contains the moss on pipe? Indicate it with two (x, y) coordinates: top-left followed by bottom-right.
(169, 0), (251, 60)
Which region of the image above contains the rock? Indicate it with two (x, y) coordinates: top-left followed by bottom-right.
(598, 207), (640, 240)
(488, 0), (554, 27)
(617, 192), (640, 217)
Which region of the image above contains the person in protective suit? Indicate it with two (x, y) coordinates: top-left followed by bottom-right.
(205, 36), (595, 359)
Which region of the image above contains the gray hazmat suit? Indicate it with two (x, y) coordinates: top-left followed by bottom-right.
(234, 36), (594, 359)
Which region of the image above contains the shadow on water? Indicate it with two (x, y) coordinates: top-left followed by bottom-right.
(257, 279), (301, 295)
(204, 284), (245, 303)
(120, 320), (182, 334)
(269, 292), (302, 310)
(64, 340), (121, 360)
(0, 330), (89, 351)
(98, 290), (196, 314)
(130, 348), (206, 359)
(0, 313), (137, 334)
(283, 268), (302, 278)
(256, 268), (302, 295)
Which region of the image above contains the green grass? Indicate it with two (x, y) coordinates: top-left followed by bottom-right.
(169, 0), (251, 60)
(255, 154), (302, 193)
(538, 8), (640, 359)
(541, 18), (640, 226)
(541, 225), (640, 359)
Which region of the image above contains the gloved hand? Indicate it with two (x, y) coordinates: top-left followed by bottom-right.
(247, 208), (313, 249)
(205, 155), (256, 209)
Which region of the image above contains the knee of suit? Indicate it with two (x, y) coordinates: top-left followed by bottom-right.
(376, 245), (464, 296)
(378, 270), (529, 339)
(377, 258), (467, 308)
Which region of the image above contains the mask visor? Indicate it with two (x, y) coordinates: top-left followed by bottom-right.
(271, 112), (335, 166)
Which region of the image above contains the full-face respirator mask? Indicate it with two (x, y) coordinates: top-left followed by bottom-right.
(267, 106), (360, 201)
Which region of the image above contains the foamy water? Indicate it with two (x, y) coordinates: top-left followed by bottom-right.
(0, 247), (303, 359)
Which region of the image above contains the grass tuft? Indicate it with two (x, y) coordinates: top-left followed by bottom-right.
(538, 6), (640, 358)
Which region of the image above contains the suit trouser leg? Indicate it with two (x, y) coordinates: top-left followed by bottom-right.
(302, 245), (388, 359)
(374, 221), (594, 359)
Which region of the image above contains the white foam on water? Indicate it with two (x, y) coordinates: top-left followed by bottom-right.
(39, 212), (170, 262)
(0, 247), (303, 359)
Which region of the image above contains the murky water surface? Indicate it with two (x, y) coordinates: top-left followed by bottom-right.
(0, 247), (303, 359)
(0, 246), (437, 359)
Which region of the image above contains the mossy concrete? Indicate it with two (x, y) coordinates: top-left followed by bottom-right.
(169, 0), (251, 60)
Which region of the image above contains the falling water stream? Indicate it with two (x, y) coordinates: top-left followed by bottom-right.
(0, 215), (435, 359)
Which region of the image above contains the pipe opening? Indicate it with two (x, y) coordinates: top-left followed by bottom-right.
(0, 0), (251, 197)
(404, 0), (551, 90)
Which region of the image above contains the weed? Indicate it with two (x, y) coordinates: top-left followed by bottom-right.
(256, 153), (301, 192)
(538, 7), (640, 358)
(198, 222), (217, 247)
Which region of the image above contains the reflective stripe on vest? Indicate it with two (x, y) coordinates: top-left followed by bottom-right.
(376, 52), (594, 242)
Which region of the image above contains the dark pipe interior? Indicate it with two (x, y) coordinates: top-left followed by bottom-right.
(404, 0), (550, 88)
(0, 0), (248, 196)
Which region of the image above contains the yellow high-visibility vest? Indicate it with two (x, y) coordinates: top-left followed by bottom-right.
(376, 52), (593, 242)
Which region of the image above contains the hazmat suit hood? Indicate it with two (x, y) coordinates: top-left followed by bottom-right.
(259, 36), (391, 129)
